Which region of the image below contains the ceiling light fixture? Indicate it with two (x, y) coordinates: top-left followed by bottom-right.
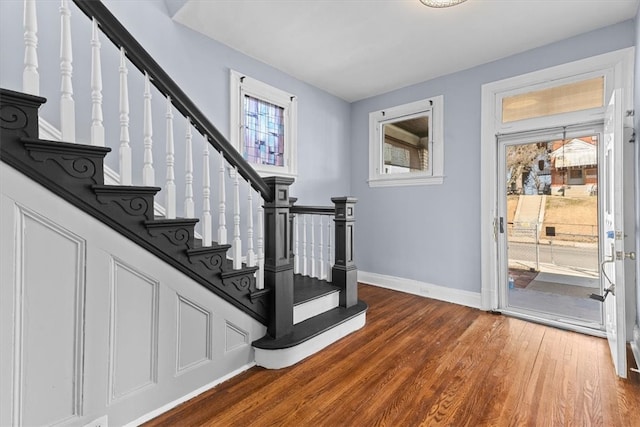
(419, 0), (468, 8)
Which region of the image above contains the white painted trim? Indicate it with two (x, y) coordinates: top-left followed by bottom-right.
(632, 325), (640, 373)
(38, 117), (62, 141)
(254, 313), (366, 369)
(122, 361), (256, 427)
(480, 47), (634, 312)
(358, 271), (481, 309)
(293, 291), (339, 324)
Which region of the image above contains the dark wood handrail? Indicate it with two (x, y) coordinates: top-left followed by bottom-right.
(290, 205), (335, 215)
(72, 0), (273, 201)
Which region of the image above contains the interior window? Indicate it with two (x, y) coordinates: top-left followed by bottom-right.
(368, 96), (444, 187)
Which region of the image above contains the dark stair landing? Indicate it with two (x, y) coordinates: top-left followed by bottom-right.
(293, 274), (340, 306)
(252, 300), (367, 350)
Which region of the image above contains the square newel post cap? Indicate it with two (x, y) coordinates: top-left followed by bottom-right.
(331, 196), (358, 204)
(263, 176), (295, 186)
(332, 197), (357, 220)
(263, 176), (294, 207)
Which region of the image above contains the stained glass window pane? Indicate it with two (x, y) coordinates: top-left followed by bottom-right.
(243, 95), (285, 167)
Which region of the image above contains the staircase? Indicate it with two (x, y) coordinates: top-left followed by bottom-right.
(0, 0), (366, 424)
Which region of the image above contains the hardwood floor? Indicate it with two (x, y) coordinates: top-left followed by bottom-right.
(145, 284), (640, 426)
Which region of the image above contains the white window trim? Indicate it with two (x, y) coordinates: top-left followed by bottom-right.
(230, 70), (298, 178)
(368, 96), (444, 187)
(479, 47), (634, 311)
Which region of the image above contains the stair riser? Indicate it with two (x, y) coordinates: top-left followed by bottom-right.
(294, 292), (340, 324)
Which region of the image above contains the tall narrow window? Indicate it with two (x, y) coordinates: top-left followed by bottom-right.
(230, 70), (297, 177)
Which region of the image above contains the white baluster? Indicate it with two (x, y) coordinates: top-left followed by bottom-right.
(59, 0), (75, 142)
(143, 73), (154, 186)
(118, 48), (131, 185)
(232, 168), (242, 269)
(294, 214), (299, 274)
(246, 184), (256, 267)
(217, 156), (227, 244)
(318, 216), (324, 280)
(256, 196), (265, 289)
(202, 141), (212, 246)
(90, 19), (104, 147)
(23, 0), (39, 95)
(165, 98), (176, 219)
(327, 218), (333, 282)
(310, 215), (316, 278)
(184, 119), (194, 217)
(302, 215), (307, 276)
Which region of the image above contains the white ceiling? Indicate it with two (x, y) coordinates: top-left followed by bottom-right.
(173, 0), (639, 102)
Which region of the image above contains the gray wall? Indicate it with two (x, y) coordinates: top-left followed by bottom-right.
(349, 20), (635, 293)
(0, 0), (352, 206)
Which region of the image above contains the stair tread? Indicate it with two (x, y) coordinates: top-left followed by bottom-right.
(92, 184), (162, 193)
(293, 274), (340, 306)
(21, 137), (112, 154)
(220, 265), (260, 278)
(145, 218), (199, 226)
(253, 300), (368, 350)
(189, 239), (231, 251)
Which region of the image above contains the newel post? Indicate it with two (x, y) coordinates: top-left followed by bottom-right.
(332, 197), (358, 307)
(264, 177), (295, 338)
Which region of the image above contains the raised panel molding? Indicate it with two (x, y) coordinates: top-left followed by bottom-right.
(225, 321), (249, 353)
(13, 205), (86, 426)
(108, 258), (159, 403)
(176, 295), (212, 374)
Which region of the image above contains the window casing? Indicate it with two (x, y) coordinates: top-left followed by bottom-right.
(368, 96), (444, 187)
(230, 70), (297, 178)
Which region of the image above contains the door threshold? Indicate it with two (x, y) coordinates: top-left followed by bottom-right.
(499, 308), (606, 338)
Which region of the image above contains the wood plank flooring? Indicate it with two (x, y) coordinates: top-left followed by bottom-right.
(145, 284), (640, 426)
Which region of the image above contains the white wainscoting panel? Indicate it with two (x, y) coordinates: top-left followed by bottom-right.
(176, 295), (212, 374)
(1, 164), (266, 426)
(225, 321), (249, 353)
(109, 258), (160, 402)
(358, 271), (482, 309)
(12, 205), (86, 426)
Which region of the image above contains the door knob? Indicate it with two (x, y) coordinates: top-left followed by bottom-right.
(616, 251), (637, 261)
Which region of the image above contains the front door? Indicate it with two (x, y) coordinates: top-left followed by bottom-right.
(603, 89), (627, 378)
(498, 126), (603, 330)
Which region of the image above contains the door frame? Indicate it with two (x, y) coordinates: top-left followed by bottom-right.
(480, 48), (634, 315)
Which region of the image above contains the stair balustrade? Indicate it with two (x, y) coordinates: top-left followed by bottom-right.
(5, 0), (272, 321)
(291, 198), (359, 307)
(2, 0), (363, 340)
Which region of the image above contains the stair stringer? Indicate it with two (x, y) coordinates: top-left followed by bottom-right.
(0, 88), (269, 324)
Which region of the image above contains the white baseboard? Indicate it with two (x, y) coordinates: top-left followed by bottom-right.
(123, 362), (256, 427)
(358, 271), (482, 309)
(632, 325), (640, 372)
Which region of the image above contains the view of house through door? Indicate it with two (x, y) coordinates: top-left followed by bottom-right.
(499, 127), (603, 329)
